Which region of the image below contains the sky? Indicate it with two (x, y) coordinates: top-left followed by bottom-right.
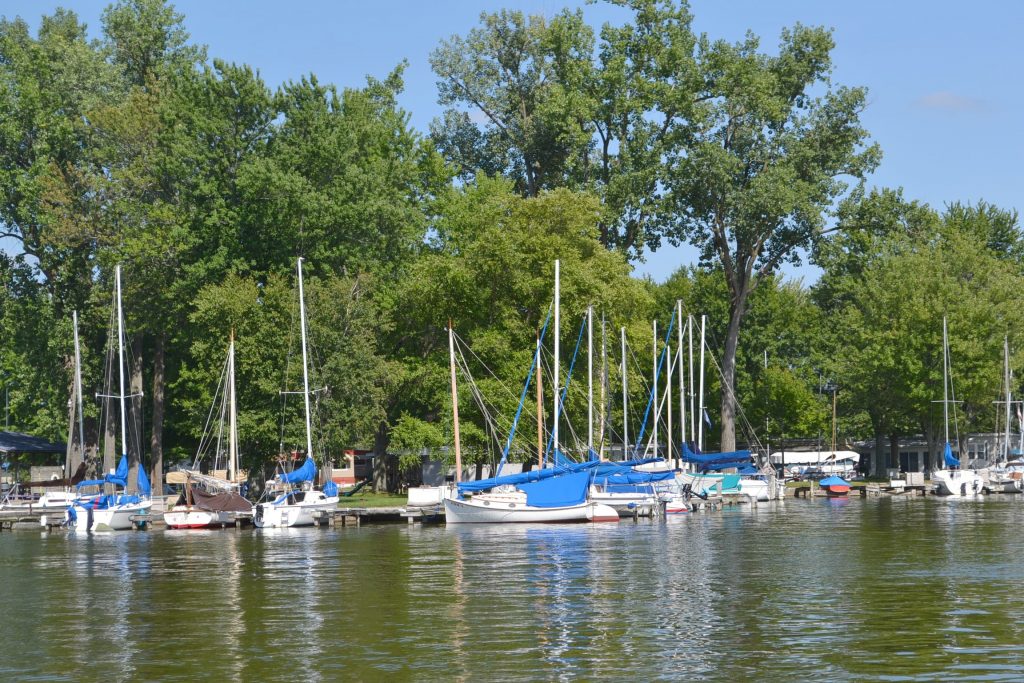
(4, 0), (1022, 283)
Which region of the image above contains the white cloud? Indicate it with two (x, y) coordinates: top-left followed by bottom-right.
(913, 91), (986, 112)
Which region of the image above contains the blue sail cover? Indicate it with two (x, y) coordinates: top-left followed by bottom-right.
(681, 443), (752, 470)
(137, 464), (151, 497)
(457, 460), (599, 495)
(104, 455), (129, 487)
(944, 442), (960, 468)
(278, 456), (316, 484)
(592, 467), (676, 485)
(518, 470), (590, 507)
(323, 480), (338, 497)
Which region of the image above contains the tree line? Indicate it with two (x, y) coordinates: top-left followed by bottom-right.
(0, 0), (1020, 488)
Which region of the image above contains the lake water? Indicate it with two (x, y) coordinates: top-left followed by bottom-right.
(2, 497), (1024, 681)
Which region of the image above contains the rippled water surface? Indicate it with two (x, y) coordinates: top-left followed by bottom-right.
(3, 497), (1024, 681)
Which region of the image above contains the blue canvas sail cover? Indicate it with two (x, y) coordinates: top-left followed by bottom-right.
(944, 442), (960, 468)
(592, 468), (676, 485)
(819, 475), (849, 487)
(458, 460), (599, 495)
(278, 456), (316, 484)
(323, 480), (338, 497)
(103, 455), (129, 488)
(702, 459), (754, 472)
(517, 470), (590, 508)
(681, 443), (752, 468)
(137, 464), (151, 497)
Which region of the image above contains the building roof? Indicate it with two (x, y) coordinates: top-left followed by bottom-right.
(0, 431), (67, 455)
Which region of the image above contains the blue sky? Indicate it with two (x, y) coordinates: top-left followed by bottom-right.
(4, 0), (1022, 283)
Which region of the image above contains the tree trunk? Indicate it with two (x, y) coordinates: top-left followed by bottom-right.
(103, 390), (116, 478)
(150, 332), (166, 500)
(127, 334), (144, 493)
(719, 284), (752, 452)
(63, 353), (79, 476)
(871, 424), (886, 477)
(888, 433), (900, 477)
(372, 421), (389, 493)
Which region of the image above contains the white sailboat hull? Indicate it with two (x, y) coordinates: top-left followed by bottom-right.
(254, 495), (339, 528)
(443, 496), (594, 523)
(933, 470), (985, 497)
(164, 507), (242, 529)
(69, 500), (153, 532)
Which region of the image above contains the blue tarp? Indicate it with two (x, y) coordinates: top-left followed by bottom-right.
(323, 480), (338, 497)
(819, 475), (850, 487)
(278, 456), (316, 484)
(681, 443), (752, 468)
(592, 469), (675, 485)
(457, 460), (599, 495)
(137, 464), (151, 497)
(944, 442), (960, 468)
(104, 455), (129, 488)
(701, 459), (753, 472)
(518, 470), (590, 507)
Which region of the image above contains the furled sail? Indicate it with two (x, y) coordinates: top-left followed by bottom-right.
(943, 442), (960, 468)
(277, 456), (316, 484)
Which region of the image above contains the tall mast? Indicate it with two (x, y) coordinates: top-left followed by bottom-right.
(688, 316), (695, 446)
(72, 310), (85, 469)
(942, 316), (949, 445)
(697, 314), (706, 453)
(553, 260), (560, 461)
(115, 265), (128, 462)
(621, 326), (628, 459)
(599, 314), (607, 460)
(448, 321), (462, 483)
(229, 331), (237, 482)
(587, 305), (593, 456)
(652, 320), (658, 459)
(536, 332), (544, 469)
(677, 301), (686, 451)
(666, 341), (673, 465)
(1005, 336), (1011, 462)
(297, 258), (314, 462)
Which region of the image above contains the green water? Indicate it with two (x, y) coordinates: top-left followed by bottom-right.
(2, 497), (1024, 681)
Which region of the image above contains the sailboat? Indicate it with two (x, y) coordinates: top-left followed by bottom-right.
(164, 334), (252, 529)
(254, 258), (340, 528)
(932, 317), (984, 497)
(66, 266), (152, 531)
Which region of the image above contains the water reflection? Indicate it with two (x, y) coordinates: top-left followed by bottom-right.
(3, 498), (1024, 681)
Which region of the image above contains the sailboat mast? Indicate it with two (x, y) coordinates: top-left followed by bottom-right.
(73, 310), (85, 469)
(448, 321), (462, 483)
(677, 301), (686, 451)
(587, 306), (593, 455)
(621, 326), (628, 460)
(536, 332), (543, 469)
(942, 316), (949, 445)
(115, 265), (128, 462)
(553, 260), (560, 460)
(1005, 336), (1011, 462)
(653, 320), (658, 459)
(297, 258), (314, 461)
(688, 316), (695, 445)
(229, 332), (237, 482)
(666, 341), (673, 465)
(599, 314), (607, 460)
(698, 314), (706, 453)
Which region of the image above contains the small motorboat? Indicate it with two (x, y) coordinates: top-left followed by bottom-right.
(819, 475), (851, 497)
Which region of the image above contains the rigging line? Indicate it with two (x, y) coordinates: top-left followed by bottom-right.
(544, 314), (588, 464)
(631, 314), (676, 458)
(496, 307), (552, 474)
(454, 349), (508, 455)
(191, 349), (231, 470)
(452, 331), (531, 405)
(278, 284), (299, 458)
(700, 333), (764, 453)
(453, 347), (523, 442)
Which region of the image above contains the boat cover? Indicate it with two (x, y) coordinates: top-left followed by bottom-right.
(278, 456), (316, 484)
(457, 460), (599, 495)
(190, 487), (252, 512)
(819, 475), (850, 487)
(592, 468), (675, 485)
(323, 480), (338, 497)
(944, 442), (960, 468)
(137, 464), (151, 497)
(517, 470), (590, 507)
(104, 455), (129, 487)
(681, 443), (752, 468)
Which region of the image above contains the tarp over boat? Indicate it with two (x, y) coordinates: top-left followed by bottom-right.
(278, 456), (316, 484)
(944, 442), (960, 468)
(819, 475), (850, 487)
(457, 460), (600, 495)
(517, 470), (590, 507)
(681, 444), (752, 471)
(190, 486), (252, 513)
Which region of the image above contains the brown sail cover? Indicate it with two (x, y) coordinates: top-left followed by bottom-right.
(22, 462), (88, 488)
(190, 486), (252, 513)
